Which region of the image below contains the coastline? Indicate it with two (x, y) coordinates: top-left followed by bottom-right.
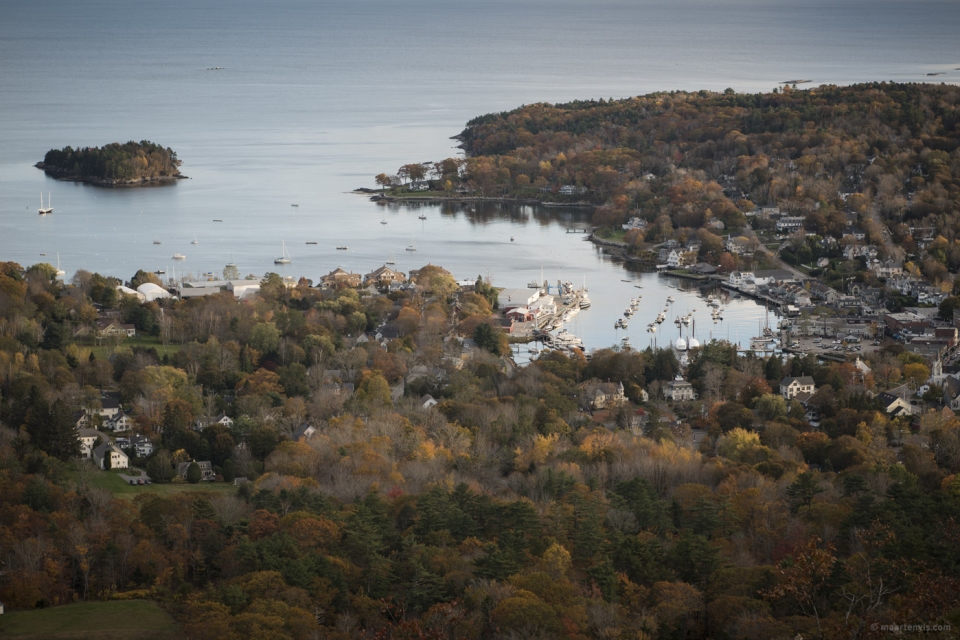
(355, 190), (594, 208)
(35, 162), (188, 187)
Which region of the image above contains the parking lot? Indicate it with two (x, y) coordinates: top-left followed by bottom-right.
(788, 334), (884, 359)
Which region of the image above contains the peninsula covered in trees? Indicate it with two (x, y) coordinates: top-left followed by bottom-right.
(36, 140), (185, 186)
(376, 83), (959, 232)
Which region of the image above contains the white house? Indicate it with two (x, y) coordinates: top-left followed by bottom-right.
(116, 434), (154, 457)
(420, 394), (439, 409)
(92, 442), (129, 470)
(104, 410), (134, 433)
(78, 428), (102, 459)
(728, 271), (756, 288)
(780, 376), (816, 400)
(776, 216), (806, 233)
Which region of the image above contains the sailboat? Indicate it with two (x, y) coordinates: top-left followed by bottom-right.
(38, 192), (52, 215)
(406, 241), (417, 252)
(386, 252), (396, 265)
(191, 235), (199, 245)
(55, 253), (65, 279)
(274, 241), (291, 264)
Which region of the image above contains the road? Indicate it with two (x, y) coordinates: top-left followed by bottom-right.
(742, 227), (809, 281)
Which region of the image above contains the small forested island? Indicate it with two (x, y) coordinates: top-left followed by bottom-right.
(36, 140), (185, 186)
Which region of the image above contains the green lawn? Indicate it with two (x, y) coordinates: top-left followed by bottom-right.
(595, 228), (627, 242)
(83, 336), (184, 360)
(0, 600), (178, 639)
(72, 467), (237, 500)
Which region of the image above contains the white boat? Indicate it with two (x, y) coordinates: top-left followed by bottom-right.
(191, 235), (199, 245)
(406, 242), (417, 252)
(666, 296), (675, 303)
(55, 253), (65, 279)
(172, 253), (186, 260)
(579, 293), (591, 309)
(381, 220), (388, 225)
(274, 241), (291, 264)
(38, 192), (53, 215)
(386, 252), (396, 265)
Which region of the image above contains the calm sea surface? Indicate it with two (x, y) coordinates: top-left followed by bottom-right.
(2, 0), (958, 351)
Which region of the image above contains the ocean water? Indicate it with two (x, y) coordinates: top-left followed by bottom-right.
(1, 0), (958, 351)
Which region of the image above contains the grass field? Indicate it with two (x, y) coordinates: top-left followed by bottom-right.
(84, 336), (184, 360)
(72, 467), (238, 500)
(0, 600), (179, 639)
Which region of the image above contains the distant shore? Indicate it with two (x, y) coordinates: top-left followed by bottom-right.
(354, 189), (593, 208)
(35, 162), (188, 187)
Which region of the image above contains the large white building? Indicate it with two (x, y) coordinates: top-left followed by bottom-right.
(498, 288), (540, 311)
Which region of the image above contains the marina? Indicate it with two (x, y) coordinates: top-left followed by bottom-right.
(14, 193), (784, 355)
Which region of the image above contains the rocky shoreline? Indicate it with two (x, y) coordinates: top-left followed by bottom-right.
(35, 162), (188, 187)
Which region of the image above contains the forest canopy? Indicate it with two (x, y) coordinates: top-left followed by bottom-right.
(37, 140), (183, 185)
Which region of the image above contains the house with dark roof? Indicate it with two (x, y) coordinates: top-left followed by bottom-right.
(364, 265), (406, 287)
(104, 410), (134, 433)
(877, 392), (913, 417)
(177, 460), (215, 481)
(92, 442), (128, 470)
(780, 376), (815, 400)
(592, 382), (626, 409)
(665, 377), (696, 401)
(293, 423), (317, 442)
